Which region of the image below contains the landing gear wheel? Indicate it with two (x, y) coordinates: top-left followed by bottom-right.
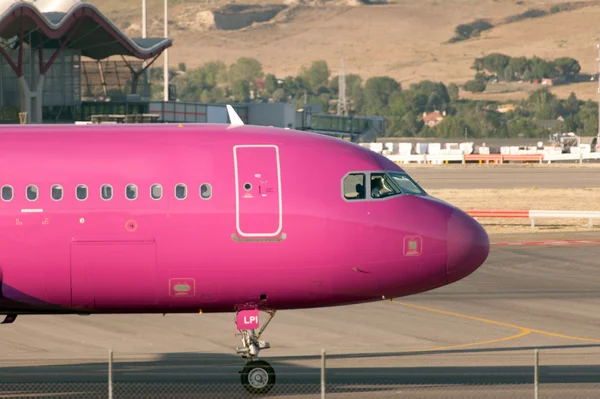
(240, 360), (276, 395)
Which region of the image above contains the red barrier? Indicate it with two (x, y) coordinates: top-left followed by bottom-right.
(502, 154), (543, 162)
(466, 210), (529, 218)
(464, 154), (502, 164)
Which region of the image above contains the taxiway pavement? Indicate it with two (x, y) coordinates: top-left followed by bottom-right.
(2, 165), (600, 397)
(1, 233), (599, 398)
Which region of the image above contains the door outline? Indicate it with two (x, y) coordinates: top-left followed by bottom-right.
(233, 144), (283, 237)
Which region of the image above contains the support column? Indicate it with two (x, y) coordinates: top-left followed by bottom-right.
(18, 74), (45, 124)
(2, 17), (83, 124)
(121, 54), (161, 96)
(18, 76), (30, 120)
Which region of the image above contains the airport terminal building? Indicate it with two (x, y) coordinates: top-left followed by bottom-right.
(0, 0), (173, 124)
(0, 0), (384, 140)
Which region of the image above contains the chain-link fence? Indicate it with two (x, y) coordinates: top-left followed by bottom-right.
(1, 347), (599, 398)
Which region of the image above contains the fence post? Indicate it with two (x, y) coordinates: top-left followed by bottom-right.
(321, 349), (326, 399)
(534, 348), (539, 399)
(108, 349), (113, 399)
(530, 217), (535, 230)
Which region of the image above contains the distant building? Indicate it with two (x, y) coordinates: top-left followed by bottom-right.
(541, 78), (554, 86)
(497, 104), (516, 113)
(422, 110), (446, 127)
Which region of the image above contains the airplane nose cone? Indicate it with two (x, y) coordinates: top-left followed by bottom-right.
(447, 209), (490, 283)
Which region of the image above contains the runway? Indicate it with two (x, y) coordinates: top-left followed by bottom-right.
(402, 164), (600, 189)
(1, 232), (600, 398)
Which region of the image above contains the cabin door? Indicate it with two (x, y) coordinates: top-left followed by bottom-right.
(70, 240), (157, 310)
(233, 145), (282, 238)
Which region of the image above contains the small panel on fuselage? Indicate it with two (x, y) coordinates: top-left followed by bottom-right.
(70, 240), (157, 310)
(168, 270), (220, 308)
(233, 145), (283, 237)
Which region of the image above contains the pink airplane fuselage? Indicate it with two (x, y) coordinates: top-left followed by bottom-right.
(0, 123), (489, 315)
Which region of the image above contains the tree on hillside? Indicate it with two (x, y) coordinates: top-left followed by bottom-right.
(263, 74), (278, 96)
(348, 78), (364, 113)
(328, 74), (362, 95)
(463, 79), (486, 93)
(229, 57), (264, 84)
(527, 56), (558, 80)
(506, 118), (547, 138)
(553, 57), (581, 76)
(453, 19), (493, 41)
(409, 81), (450, 108)
(172, 61), (228, 102)
(300, 60), (330, 93)
(272, 88), (286, 102)
(470, 54), (581, 82)
(527, 89), (561, 120)
(469, 110), (506, 138)
(568, 100), (598, 136)
(174, 67), (207, 102)
(282, 76), (298, 97)
(363, 76), (401, 115)
(504, 56), (529, 81)
(232, 80), (250, 102)
(294, 76), (310, 94)
(473, 53), (511, 77)
(447, 83), (459, 102)
(564, 92), (579, 115)
(436, 115), (472, 138)
(202, 61), (228, 87)
(386, 94), (424, 137)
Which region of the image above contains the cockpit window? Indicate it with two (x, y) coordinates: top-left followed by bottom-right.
(343, 173), (366, 200)
(370, 173), (400, 198)
(388, 172), (427, 196)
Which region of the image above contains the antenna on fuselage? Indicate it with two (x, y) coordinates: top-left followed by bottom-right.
(226, 105), (244, 127)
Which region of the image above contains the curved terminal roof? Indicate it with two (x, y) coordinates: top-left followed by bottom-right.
(0, 0), (172, 60)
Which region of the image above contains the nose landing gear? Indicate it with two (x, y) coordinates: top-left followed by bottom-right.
(240, 359), (276, 395)
(235, 308), (277, 395)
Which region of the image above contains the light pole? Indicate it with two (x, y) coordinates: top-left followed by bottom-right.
(142, 0), (147, 39)
(597, 44), (600, 141)
(142, 0), (148, 98)
(163, 0), (169, 101)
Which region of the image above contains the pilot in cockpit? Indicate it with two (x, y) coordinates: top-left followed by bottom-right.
(371, 176), (383, 198)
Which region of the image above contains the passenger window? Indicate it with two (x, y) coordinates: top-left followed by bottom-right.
(370, 173), (400, 199)
(76, 184), (88, 200)
(175, 184), (187, 199)
(101, 184), (113, 200)
(151, 184), (162, 200)
(1, 185), (13, 201)
(51, 185), (63, 201)
(343, 173), (365, 200)
(200, 183), (212, 200)
(26, 185), (38, 201)
(126, 184), (138, 200)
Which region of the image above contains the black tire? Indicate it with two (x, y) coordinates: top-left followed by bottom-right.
(240, 360), (276, 395)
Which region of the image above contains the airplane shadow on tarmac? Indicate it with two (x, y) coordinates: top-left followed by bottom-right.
(1, 344), (600, 398)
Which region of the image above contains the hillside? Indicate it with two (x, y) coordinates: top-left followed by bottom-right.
(93, 0), (600, 100)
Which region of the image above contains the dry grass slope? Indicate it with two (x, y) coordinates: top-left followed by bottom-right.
(431, 187), (600, 233)
(91, 0), (600, 99)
